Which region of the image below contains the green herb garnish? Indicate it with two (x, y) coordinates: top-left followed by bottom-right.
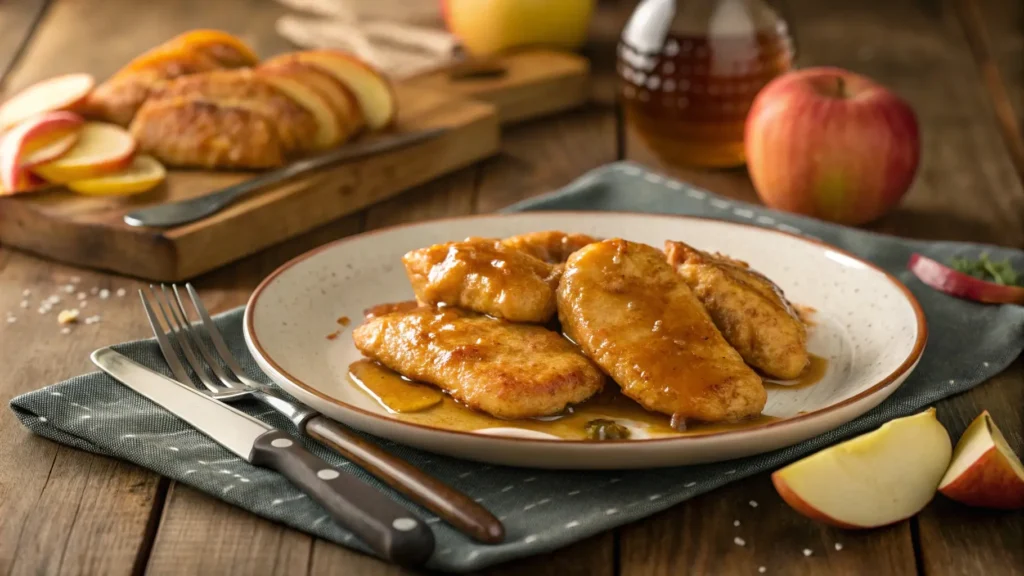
(584, 419), (631, 441)
(950, 253), (1023, 286)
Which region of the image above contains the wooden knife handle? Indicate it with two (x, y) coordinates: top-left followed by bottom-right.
(250, 430), (434, 566)
(306, 416), (505, 544)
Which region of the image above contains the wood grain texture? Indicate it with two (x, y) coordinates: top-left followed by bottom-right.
(953, 0), (1024, 186)
(0, 0), (49, 87)
(0, 249), (167, 575)
(405, 50), (591, 125)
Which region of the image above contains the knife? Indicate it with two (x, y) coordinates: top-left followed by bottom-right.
(123, 127), (448, 228)
(90, 347), (435, 567)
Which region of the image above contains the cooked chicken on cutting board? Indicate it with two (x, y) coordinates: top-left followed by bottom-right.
(557, 239), (766, 424)
(666, 240), (809, 380)
(352, 307), (605, 419)
(402, 239), (561, 323)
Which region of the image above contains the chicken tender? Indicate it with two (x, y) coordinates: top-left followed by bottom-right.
(558, 239), (766, 424)
(666, 241), (809, 379)
(402, 239), (560, 323)
(352, 307), (605, 419)
(500, 231), (598, 264)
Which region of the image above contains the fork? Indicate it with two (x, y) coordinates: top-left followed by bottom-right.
(140, 283), (504, 544)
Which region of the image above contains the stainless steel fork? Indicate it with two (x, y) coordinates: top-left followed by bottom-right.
(140, 283), (504, 544)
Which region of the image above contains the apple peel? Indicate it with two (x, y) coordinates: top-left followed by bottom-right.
(909, 253), (1024, 305)
(939, 411), (1024, 510)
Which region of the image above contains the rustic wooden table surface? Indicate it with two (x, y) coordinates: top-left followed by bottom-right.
(1, 0), (1022, 574)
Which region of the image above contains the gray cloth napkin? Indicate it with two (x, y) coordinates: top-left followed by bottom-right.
(10, 161), (1024, 573)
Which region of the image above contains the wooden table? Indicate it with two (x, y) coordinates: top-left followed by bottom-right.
(1, 0), (1022, 574)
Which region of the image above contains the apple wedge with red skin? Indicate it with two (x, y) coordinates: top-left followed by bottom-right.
(0, 74), (94, 132)
(939, 411), (1024, 510)
(908, 253), (1024, 305)
(772, 409), (952, 528)
(0, 111), (84, 191)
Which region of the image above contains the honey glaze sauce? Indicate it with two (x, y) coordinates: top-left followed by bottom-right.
(763, 354), (829, 391)
(347, 360), (798, 440)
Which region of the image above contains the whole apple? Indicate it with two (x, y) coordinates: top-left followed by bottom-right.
(442, 0), (594, 57)
(745, 67), (920, 225)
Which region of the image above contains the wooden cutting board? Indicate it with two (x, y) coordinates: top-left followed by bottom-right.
(0, 50), (589, 281)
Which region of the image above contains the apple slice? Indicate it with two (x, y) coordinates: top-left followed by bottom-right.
(772, 409), (952, 528)
(0, 171), (48, 196)
(67, 154), (165, 196)
(260, 59), (366, 141)
(285, 50), (396, 130)
(0, 111), (84, 190)
(256, 66), (343, 149)
(32, 122), (135, 183)
(0, 74), (94, 131)
(909, 253), (1024, 305)
(939, 411), (1024, 510)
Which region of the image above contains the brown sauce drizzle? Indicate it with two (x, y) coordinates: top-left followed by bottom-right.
(363, 300), (420, 320)
(326, 330), (341, 340)
(337, 316), (351, 326)
(763, 354), (829, 391)
(348, 360), (791, 440)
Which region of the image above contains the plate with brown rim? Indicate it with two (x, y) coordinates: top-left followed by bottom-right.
(243, 212), (926, 469)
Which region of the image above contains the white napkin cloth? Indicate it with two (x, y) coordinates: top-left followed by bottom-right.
(274, 0), (460, 79)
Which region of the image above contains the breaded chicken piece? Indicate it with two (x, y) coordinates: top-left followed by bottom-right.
(558, 239), (766, 424)
(352, 307), (605, 419)
(402, 239), (561, 323)
(500, 231), (598, 264)
(666, 241), (809, 379)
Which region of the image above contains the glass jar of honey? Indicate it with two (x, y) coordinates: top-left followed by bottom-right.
(618, 0), (794, 168)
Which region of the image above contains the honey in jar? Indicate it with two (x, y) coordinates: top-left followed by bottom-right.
(618, 0), (794, 167)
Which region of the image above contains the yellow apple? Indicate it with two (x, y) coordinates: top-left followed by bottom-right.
(442, 0), (595, 57)
(772, 409), (952, 528)
(939, 411), (1024, 510)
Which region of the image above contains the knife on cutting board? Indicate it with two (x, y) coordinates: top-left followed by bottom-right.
(91, 347), (435, 567)
(123, 127), (448, 228)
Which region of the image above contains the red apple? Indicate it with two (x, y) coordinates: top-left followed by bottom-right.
(0, 111), (84, 191)
(939, 411), (1024, 510)
(745, 67), (920, 226)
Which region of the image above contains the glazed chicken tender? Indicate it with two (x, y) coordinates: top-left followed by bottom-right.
(665, 241), (809, 380)
(352, 307), (605, 419)
(558, 239), (766, 424)
(500, 231), (598, 264)
(402, 239), (560, 323)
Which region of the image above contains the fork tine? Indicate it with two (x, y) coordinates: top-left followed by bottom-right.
(150, 285), (221, 393)
(185, 283), (261, 387)
(139, 289), (194, 386)
(167, 285), (242, 389)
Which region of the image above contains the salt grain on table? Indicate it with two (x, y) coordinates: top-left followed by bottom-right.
(733, 520), (740, 527)
(70, 276), (81, 284)
(834, 543), (843, 551)
(77, 292), (86, 300)
(84, 315), (101, 325)
(803, 549), (813, 557)
(749, 500), (759, 508)
(63, 284), (75, 293)
(22, 289), (31, 297)
(116, 288), (126, 297)
(7, 316), (16, 324)
(733, 537), (745, 547)
(60, 327), (71, 335)
(20, 300), (28, 308)
(758, 567), (766, 574)
(90, 287), (98, 295)
(99, 289), (110, 299)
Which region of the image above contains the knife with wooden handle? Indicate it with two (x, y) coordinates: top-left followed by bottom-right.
(91, 347), (435, 567)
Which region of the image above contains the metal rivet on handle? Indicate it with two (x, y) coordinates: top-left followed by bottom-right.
(317, 469), (340, 480)
(271, 438), (293, 448)
(392, 518), (418, 531)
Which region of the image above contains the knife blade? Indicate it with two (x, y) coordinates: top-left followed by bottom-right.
(123, 127), (448, 228)
(91, 347), (435, 566)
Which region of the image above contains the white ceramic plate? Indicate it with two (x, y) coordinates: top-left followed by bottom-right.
(244, 212), (926, 469)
